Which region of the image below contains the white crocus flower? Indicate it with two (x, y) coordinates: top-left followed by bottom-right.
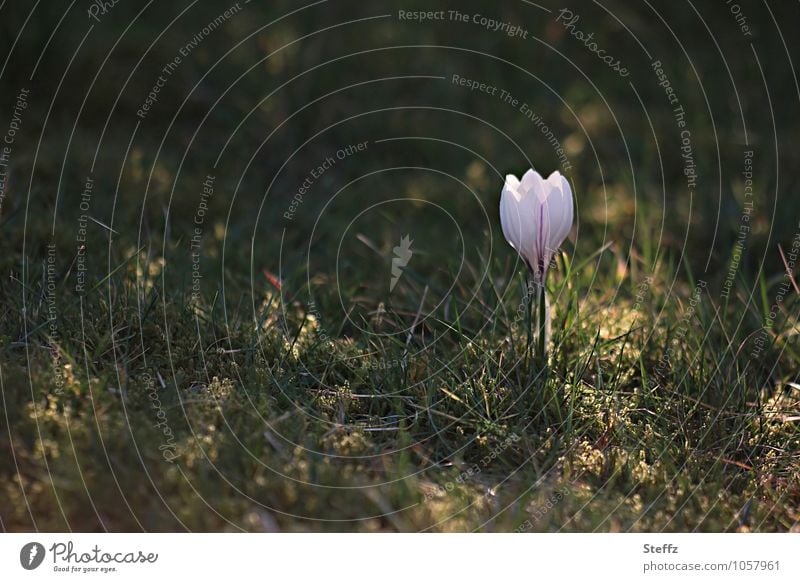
(500, 169), (573, 283)
(500, 168), (573, 360)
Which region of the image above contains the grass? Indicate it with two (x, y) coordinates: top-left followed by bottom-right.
(2, 221), (797, 531)
(1, 0), (799, 532)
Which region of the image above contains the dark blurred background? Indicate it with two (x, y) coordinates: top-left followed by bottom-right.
(1, 0), (798, 304)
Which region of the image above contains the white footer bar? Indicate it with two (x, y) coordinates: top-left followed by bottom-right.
(1, 533), (797, 581)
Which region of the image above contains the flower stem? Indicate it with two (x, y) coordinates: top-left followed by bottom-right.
(525, 276), (534, 363)
(536, 283), (547, 365)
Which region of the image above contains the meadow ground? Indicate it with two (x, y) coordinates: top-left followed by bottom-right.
(1, 1), (798, 531)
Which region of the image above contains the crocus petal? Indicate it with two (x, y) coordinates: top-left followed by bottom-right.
(504, 174), (521, 199)
(521, 168), (546, 200)
(544, 171), (572, 250)
(500, 185), (523, 254)
(545, 170), (564, 191)
(560, 176), (574, 245)
(522, 183), (549, 268)
(528, 196), (551, 279)
(556, 174), (574, 248)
